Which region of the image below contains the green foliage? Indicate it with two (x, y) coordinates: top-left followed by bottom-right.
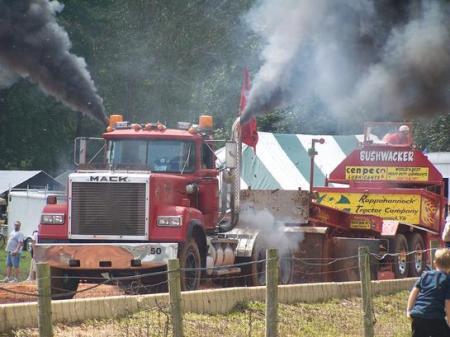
(1, 0), (258, 175)
(414, 113), (450, 152)
(1, 0), (449, 176)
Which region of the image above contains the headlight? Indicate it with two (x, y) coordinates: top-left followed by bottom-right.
(41, 214), (65, 225)
(157, 216), (182, 227)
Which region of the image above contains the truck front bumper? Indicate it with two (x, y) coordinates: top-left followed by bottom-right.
(34, 242), (178, 269)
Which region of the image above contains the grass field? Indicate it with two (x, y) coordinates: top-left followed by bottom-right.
(7, 291), (411, 337)
(0, 249), (31, 281)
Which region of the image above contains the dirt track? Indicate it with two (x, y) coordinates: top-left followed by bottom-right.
(0, 281), (124, 304)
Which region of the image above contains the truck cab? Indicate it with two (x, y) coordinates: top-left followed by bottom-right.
(36, 115), (223, 297)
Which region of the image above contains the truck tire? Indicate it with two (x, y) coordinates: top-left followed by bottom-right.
(178, 239), (201, 291)
(248, 239), (292, 286)
(391, 234), (409, 278)
(50, 268), (79, 300)
(23, 237), (32, 252)
(407, 233), (426, 277)
(249, 242), (266, 286)
(279, 251), (293, 285)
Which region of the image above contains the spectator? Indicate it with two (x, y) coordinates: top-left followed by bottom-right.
(442, 214), (450, 248)
(382, 125), (411, 145)
(406, 248), (450, 337)
(26, 230), (38, 282)
(1, 221), (24, 283)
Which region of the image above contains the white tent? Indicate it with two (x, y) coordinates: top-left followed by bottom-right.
(217, 131), (363, 191)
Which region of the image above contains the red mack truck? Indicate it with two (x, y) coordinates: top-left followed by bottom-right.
(35, 118), (444, 299)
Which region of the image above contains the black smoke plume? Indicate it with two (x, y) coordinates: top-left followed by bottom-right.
(0, 0), (107, 124)
(241, 0), (450, 124)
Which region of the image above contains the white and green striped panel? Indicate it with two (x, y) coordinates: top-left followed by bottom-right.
(217, 132), (361, 191)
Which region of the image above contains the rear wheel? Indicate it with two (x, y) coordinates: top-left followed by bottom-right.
(407, 233), (426, 277)
(248, 238), (292, 286)
(250, 243), (266, 286)
(279, 251), (293, 285)
(391, 234), (409, 278)
(178, 239), (201, 291)
(50, 268), (79, 300)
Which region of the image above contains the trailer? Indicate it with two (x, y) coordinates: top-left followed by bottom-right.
(315, 122), (445, 279)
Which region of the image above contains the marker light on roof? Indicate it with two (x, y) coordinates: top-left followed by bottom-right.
(199, 115), (213, 129)
(109, 114), (123, 128)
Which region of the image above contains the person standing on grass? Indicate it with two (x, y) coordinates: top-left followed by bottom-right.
(1, 221), (24, 283)
(406, 248), (450, 337)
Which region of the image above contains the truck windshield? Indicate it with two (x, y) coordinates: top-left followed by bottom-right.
(108, 139), (195, 173)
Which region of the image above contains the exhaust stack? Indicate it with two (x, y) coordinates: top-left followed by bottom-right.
(219, 117), (242, 232)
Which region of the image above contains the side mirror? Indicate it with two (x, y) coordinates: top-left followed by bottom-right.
(225, 141), (237, 169)
(74, 137), (88, 166)
(74, 137), (106, 168)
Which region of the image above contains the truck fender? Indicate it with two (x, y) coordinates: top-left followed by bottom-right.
(186, 220), (207, 267)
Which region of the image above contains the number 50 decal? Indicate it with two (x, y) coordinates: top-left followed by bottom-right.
(150, 247), (162, 255)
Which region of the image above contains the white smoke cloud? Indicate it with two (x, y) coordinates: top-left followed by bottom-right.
(352, 2), (450, 117)
(242, 0), (450, 123)
(0, 63), (19, 89)
(239, 203), (303, 256)
(48, 1), (64, 14)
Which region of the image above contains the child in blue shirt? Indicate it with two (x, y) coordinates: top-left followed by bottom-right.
(407, 248), (450, 337)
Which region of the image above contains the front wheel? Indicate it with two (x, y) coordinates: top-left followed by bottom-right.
(178, 239), (201, 291)
(50, 268), (79, 300)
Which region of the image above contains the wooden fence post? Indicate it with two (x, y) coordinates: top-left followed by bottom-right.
(266, 248), (279, 337)
(359, 246), (374, 337)
(37, 262), (53, 337)
(168, 258), (184, 337)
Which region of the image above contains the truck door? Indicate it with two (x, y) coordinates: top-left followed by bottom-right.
(196, 143), (219, 229)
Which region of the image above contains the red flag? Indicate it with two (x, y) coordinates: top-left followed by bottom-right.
(239, 68), (258, 151)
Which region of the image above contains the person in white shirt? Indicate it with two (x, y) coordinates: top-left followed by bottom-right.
(2, 221), (24, 283)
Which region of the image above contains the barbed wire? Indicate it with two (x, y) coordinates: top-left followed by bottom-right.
(369, 247), (436, 260)
(180, 257), (270, 272)
(292, 265), (359, 276)
(292, 255), (359, 266)
(0, 284), (38, 297)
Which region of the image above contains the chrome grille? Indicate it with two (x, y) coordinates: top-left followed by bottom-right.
(71, 182), (146, 236)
